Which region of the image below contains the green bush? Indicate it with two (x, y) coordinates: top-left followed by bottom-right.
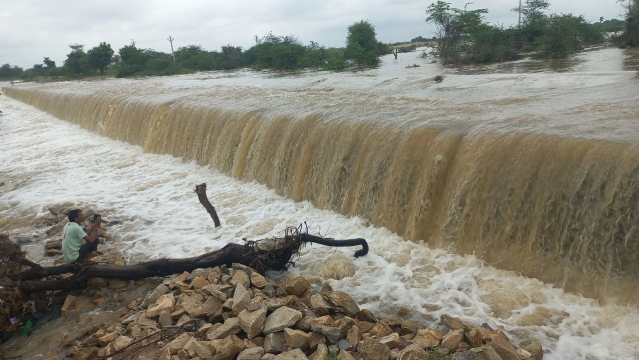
(398, 44), (418, 53)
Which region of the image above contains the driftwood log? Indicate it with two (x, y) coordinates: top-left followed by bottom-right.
(9, 233), (368, 292)
(194, 183), (221, 228)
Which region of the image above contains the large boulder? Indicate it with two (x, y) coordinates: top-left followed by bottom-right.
(397, 344), (430, 360)
(232, 283), (251, 315)
(146, 294), (175, 318)
(237, 346), (265, 360)
(414, 328), (443, 348)
(212, 335), (244, 360)
(238, 307), (267, 339)
(275, 348), (309, 360)
(360, 337), (390, 360)
(286, 276), (310, 297)
(322, 291), (360, 315)
(263, 307), (302, 334)
(206, 317), (241, 340)
(284, 328), (310, 349)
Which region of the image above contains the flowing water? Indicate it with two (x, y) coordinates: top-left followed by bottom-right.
(2, 47), (639, 359)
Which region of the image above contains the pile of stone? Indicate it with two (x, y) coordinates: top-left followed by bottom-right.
(69, 264), (543, 360)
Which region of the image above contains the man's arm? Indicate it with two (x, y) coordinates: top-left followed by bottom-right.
(82, 218), (101, 243)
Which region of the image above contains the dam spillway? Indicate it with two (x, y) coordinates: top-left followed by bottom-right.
(3, 51), (639, 306)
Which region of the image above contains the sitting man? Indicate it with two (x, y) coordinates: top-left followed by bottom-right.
(61, 209), (102, 263)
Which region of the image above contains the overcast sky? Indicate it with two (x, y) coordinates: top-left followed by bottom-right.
(0, 0), (626, 68)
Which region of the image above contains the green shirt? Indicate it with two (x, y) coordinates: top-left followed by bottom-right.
(62, 223), (87, 263)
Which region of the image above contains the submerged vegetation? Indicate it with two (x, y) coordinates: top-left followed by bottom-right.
(425, 0), (608, 64)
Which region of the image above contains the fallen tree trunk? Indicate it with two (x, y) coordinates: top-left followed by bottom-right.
(9, 233), (368, 292)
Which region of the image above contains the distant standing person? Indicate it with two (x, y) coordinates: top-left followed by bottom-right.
(62, 209), (101, 263)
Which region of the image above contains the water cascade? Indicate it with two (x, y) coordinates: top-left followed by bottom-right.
(5, 85), (639, 304)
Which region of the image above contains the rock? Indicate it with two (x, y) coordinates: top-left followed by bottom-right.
(322, 291), (360, 315)
(165, 333), (191, 355)
(441, 329), (464, 351)
(274, 348), (309, 360)
(401, 321), (418, 334)
(142, 284), (169, 307)
(414, 328), (443, 348)
(311, 325), (341, 344)
(193, 297), (224, 318)
(111, 336), (132, 351)
(185, 340), (213, 358)
(72, 346), (98, 360)
(250, 272), (269, 289)
(202, 285), (229, 301)
(379, 332), (400, 349)
(286, 276), (310, 297)
(370, 323), (393, 338)
(191, 277), (209, 289)
(239, 307), (267, 339)
(466, 328), (484, 348)
(45, 248), (63, 256)
(231, 270), (251, 289)
(264, 332), (285, 354)
(338, 350), (356, 360)
(122, 310), (144, 324)
(441, 315), (469, 331)
(98, 332), (118, 347)
(309, 315), (334, 327)
(284, 328), (310, 349)
(397, 344), (429, 360)
(309, 343), (328, 360)
(44, 239), (62, 249)
(521, 342), (543, 360)
(310, 294), (332, 314)
(451, 346), (502, 360)
(355, 309), (377, 323)
(207, 317), (241, 340)
(159, 311), (172, 328)
(361, 337), (390, 360)
(212, 335), (244, 360)
(262, 355), (277, 360)
(485, 331), (519, 360)
(308, 331), (326, 350)
(338, 339), (352, 351)
(263, 307), (302, 334)
(247, 297), (263, 312)
(232, 283), (251, 315)
(237, 346), (265, 360)
(61, 295), (76, 316)
(347, 325), (361, 348)
(46, 223), (64, 237)
(146, 294), (175, 318)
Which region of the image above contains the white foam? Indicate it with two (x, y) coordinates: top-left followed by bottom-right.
(1, 95), (639, 360)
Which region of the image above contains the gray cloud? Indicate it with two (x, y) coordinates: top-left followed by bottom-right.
(0, 0), (625, 68)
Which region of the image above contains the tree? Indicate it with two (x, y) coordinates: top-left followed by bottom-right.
(619, 0), (639, 46)
(0, 64), (24, 79)
(345, 20), (381, 66)
(221, 45), (242, 69)
(43, 57), (56, 68)
(64, 44), (89, 74)
(88, 42), (114, 75)
(512, 0), (551, 25)
(425, 1), (488, 63)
